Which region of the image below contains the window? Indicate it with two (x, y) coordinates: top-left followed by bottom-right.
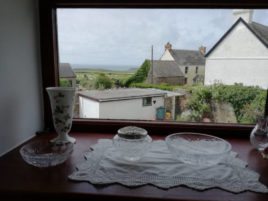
(143, 97), (152, 106)
(40, 0), (268, 135)
(185, 66), (188, 74)
(196, 66), (198, 74)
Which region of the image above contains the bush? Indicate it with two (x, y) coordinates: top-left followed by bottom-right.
(112, 78), (125, 88)
(186, 86), (212, 121)
(60, 79), (71, 87)
(130, 83), (175, 91)
(80, 79), (94, 89)
(186, 83), (266, 123)
(240, 91), (266, 123)
(94, 73), (113, 89)
(125, 60), (150, 87)
(211, 83), (264, 122)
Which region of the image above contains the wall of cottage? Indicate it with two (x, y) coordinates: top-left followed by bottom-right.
(160, 50), (174, 61)
(99, 97), (164, 120)
(205, 21), (268, 88)
(79, 97), (100, 118)
(154, 77), (185, 85)
(182, 65), (205, 85)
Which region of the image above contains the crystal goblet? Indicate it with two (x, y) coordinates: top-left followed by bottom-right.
(250, 117), (268, 157)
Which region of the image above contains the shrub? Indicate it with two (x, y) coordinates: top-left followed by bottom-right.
(60, 79), (71, 87)
(240, 91), (266, 123)
(125, 60), (150, 87)
(130, 83), (175, 91)
(211, 83), (264, 122)
(80, 79), (94, 89)
(185, 83), (266, 123)
(186, 86), (212, 121)
(112, 78), (125, 88)
(94, 73), (113, 89)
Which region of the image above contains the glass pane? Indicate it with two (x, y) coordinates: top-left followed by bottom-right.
(57, 8), (268, 124)
(143, 97), (152, 106)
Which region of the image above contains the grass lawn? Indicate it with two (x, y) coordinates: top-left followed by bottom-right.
(73, 68), (134, 90)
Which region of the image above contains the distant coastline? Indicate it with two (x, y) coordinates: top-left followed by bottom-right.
(71, 63), (137, 72)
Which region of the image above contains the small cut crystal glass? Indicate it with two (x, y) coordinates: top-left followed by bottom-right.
(113, 126), (152, 162)
(250, 117), (268, 158)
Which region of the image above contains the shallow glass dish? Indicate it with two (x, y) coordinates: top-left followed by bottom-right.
(20, 140), (73, 167)
(165, 133), (232, 166)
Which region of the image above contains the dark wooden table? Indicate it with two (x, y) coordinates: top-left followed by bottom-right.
(0, 132), (268, 201)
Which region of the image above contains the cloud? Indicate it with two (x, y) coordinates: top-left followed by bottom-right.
(57, 9), (268, 68)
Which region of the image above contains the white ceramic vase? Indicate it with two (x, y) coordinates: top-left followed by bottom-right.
(46, 87), (76, 144)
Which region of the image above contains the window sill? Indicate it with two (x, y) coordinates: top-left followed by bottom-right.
(72, 118), (254, 137)
(0, 131), (267, 201)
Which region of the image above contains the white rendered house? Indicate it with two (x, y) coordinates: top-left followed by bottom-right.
(205, 10), (268, 88)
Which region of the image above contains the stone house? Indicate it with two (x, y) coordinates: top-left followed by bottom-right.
(59, 63), (76, 88)
(160, 43), (206, 85)
(146, 60), (185, 85)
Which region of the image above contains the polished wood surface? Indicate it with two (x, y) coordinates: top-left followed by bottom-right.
(1, 132), (268, 201)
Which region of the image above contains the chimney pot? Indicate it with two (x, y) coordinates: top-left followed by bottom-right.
(199, 46), (206, 56)
(233, 9), (253, 23)
(165, 42), (172, 51)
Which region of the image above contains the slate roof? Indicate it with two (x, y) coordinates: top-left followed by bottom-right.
(169, 49), (205, 66)
(59, 63), (76, 78)
(206, 18), (268, 57)
(150, 60), (184, 77)
(248, 21), (268, 46)
(78, 88), (167, 102)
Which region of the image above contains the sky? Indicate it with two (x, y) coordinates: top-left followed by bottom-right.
(57, 9), (268, 69)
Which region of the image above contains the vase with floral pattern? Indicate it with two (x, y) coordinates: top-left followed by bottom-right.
(46, 87), (76, 144)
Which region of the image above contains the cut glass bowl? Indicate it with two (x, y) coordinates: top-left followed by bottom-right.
(165, 133), (232, 166)
(20, 140), (73, 167)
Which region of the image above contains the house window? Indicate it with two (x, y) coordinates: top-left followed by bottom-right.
(143, 97), (152, 106)
(184, 78), (188, 84)
(196, 66), (198, 74)
(40, 0), (268, 133)
(185, 66), (188, 74)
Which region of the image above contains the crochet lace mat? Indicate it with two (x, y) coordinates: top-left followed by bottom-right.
(69, 139), (268, 193)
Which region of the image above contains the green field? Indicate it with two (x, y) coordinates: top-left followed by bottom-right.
(60, 68), (135, 90)
(74, 68), (133, 80)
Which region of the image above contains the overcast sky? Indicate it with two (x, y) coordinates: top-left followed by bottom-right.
(57, 9), (268, 69)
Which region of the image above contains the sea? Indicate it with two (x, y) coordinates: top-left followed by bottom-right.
(71, 63), (137, 72)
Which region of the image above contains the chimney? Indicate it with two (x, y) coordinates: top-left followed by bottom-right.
(165, 42), (172, 51)
(233, 9), (253, 23)
(199, 46), (206, 56)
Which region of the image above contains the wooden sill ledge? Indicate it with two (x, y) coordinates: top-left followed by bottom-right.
(0, 132), (268, 201)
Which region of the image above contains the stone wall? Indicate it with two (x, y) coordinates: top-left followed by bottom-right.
(154, 76), (185, 85)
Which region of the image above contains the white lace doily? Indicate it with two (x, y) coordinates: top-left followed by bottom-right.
(69, 139), (268, 193)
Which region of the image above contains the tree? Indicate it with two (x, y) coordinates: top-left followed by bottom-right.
(125, 60), (150, 87)
(60, 79), (71, 87)
(94, 73), (113, 89)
